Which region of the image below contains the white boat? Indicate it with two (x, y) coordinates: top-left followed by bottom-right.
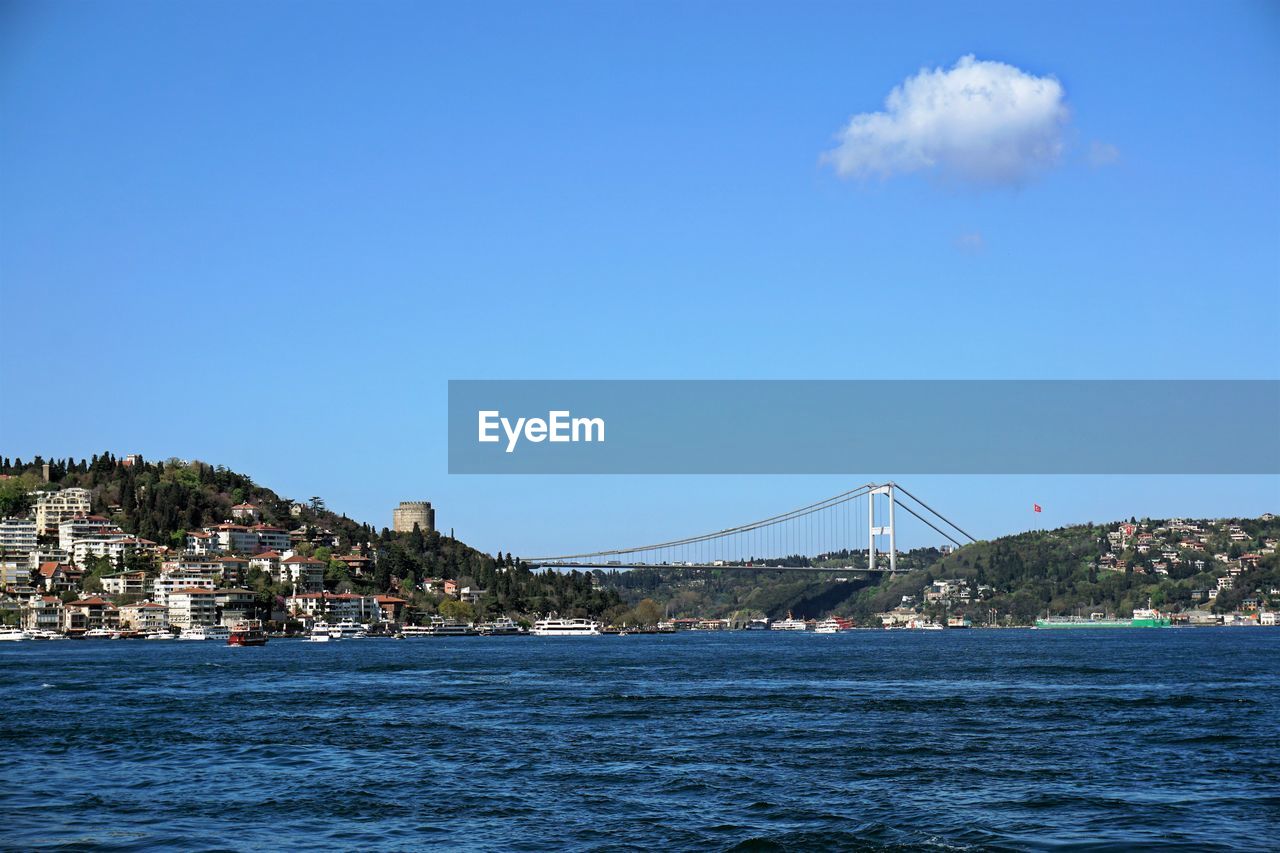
(309, 623), (334, 642)
(329, 621), (368, 639)
(83, 627), (115, 639)
(814, 617), (852, 633)
(0, 626), (32, 641)
(478, 617), (525, 636)
(30, 629), (65, 640)
(531, 618), (601, 636)
(178, 625), (231, 641)
(400, 624), (434, 637)
(770, 615), (810, 631)
(143, 629), (175, 640)
(425, 616), (477, 636)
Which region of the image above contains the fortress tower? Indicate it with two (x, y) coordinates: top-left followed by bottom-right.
(393, 501), (435, 534)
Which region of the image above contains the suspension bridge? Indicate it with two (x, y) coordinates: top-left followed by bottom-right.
(525, 482), (976, 575)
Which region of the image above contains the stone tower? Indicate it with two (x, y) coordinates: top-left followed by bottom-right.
(393, 501), (435, 534)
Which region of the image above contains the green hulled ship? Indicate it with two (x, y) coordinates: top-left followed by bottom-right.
(1034, 607), (1172, 629)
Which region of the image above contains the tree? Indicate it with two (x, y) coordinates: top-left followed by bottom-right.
(438, 598), (475, 622)
(0, 479), (30, 518)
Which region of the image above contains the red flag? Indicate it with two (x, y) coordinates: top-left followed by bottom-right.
(1033, 504), (1042, 512)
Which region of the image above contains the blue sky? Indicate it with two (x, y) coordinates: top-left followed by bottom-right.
(1, 1), (1277, 555)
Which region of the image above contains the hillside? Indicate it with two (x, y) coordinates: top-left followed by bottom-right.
(602, 517), (1280, 626)
(0, 452), (620, 622)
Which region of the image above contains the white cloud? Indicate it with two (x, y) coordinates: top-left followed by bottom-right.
(954, 231), (986, 253)
(823, 55), (1070, 187)
(1089, 141), (1121, 167)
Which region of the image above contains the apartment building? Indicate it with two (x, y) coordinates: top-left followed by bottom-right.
(34, 488), (92, 535)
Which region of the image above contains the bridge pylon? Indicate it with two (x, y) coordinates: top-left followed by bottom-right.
(868, 482), (897, 575)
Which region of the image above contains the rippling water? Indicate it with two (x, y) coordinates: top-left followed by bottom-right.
(2, 630), (1278, 851)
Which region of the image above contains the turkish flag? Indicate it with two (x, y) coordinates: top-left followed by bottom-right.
(1033, 504), (1042, 512)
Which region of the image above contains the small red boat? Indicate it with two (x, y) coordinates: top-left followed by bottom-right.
(227, 620), (268, 646)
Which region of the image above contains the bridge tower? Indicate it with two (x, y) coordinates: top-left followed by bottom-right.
(867, 483), (897, 574)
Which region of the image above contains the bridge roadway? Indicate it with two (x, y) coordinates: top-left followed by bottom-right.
(529, 562), (893, 573)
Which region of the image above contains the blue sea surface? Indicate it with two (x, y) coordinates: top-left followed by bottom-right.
(2, 630), (1278, 851)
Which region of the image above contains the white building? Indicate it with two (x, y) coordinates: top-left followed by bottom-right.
(58, 515), (118, 551)
(119, 602), (169, 631)
(167, 587), (218, 628)
(153, 574), (217, 606)
(34, 487), (92, 535)
(0, 518), (38, 554)
(70, 535), (154, 569)
(281, 554), (326, 591)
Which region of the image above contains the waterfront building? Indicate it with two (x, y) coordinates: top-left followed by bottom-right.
(167, 587), (218, 628)
(119, 602), (169, 631)
(213, 588), (256, 627)
(373, 595), (408, 623)
(34, 488), (92, 535)
(62, 596), (119, 632)
(22, 595), (64, 633)
(0, 517), (38, 554)
(393, 501), (435, 534)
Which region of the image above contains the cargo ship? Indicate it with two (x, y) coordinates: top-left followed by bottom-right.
(1034, 607), (1171, 629)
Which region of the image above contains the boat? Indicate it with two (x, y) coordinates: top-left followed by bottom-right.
(770, 613), (809, 631)
(531, 617), (602, 636)
(309, 622), (335, 642)
(227, 620), (268, 646)
(917, 621), (945, 631)
(143, 629), (176, 640)
(83, 627), (115, 639)
(329, 620), (368, 639)
(0, 626), (32, 641)
(30, 629), (65, 640)
(1035, 606), (1172, 629)
(400, 624), (434, 637)
(947, 617), (972, 629)
(746, 618), (771, 630)
(477, 617), (525, 636)
(426, 616), (478, 636)
(814, 616), (852, 633)
(179, 625), (231, 641)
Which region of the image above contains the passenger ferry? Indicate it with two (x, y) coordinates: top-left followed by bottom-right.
(179, 625), (231, 641)
(227, 620), (268, 646)
(814, 616), (853, 633)
(770, 614), (810, 631)
(399, 624), (434, 637)
(426, 616), (478, 636)
(478, 617), (525, 636)
(531, 618), (601, 636)
(329, 621), (368, 639)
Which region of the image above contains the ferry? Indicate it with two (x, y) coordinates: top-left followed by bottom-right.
(424, 616), (478, 636)
(477, 617), (525, 636)
(179, 625), (231, 641)
(1035, 606), (1172, 629)
(400, 624), (434, 637)
(0, 626), (32, 641)
(227, 620), (268, 646)
(770, 614), (809, 631)
(308, 623), (334, 642)
(329, 621), (368, 639)
(814, 616), (852, 633)
(531, 617), (602, 636)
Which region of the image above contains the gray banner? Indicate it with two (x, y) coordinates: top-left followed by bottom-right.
(447, 380), (1280, 474)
